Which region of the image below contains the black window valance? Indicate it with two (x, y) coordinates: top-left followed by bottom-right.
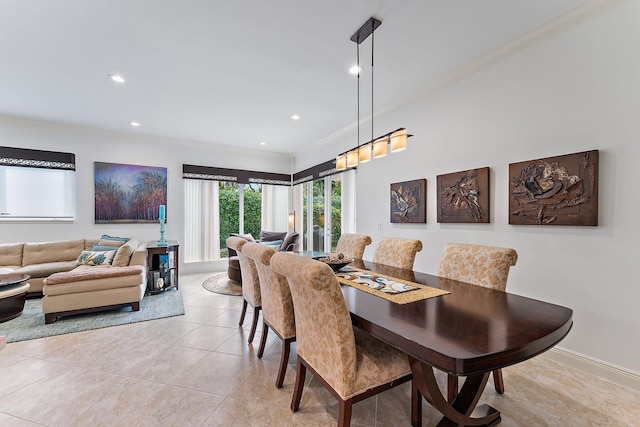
(292, 159), (346, 186)
(0, 146), (75, 170)
(183, 164), (291, 186)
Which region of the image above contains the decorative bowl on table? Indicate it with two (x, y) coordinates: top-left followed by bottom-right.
(313, 253), (354, 273)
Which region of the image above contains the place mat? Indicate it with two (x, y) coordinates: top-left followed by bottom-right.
(336, 267), (449, 304)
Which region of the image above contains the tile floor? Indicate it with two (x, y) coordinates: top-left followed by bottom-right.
(1, 272), (639, 426)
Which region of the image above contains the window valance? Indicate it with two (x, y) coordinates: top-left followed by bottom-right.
(0, 146), (75, 170)
(292, 159), (345, 186)
(183, 164), (291, 186)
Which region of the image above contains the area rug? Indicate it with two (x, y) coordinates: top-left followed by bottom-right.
(202, 272), (242, 296)
(0, 289), (185, 343)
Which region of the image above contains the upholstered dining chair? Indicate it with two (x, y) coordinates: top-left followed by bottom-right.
(335, 233), (372, 260)
(372, 237), (423, 270)
(270, 252), (415, 427)
(437, 242), (518, 402)
(226, 236), (262, 344)
(242, 242), (296, 388)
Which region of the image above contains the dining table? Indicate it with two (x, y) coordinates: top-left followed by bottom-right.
(339, 260), (573, 427)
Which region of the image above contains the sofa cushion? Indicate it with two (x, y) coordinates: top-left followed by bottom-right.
(14, 261), (77, 278)
(22, 239), (85, 266)
(76, 250), (116, 266)
(0, 243), (24, 267)
(43, 265), (145, 295)
(113, 239), (139, 267)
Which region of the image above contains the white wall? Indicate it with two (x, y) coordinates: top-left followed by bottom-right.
(0, 117), (292, 272)
(296, 2), (640, 372)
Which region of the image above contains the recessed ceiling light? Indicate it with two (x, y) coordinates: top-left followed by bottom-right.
(108, 74), (125, 83)
(129, 122), (140, 127)
(349, 65), (361, 75)
(291, 114), (300, 120)
(260, 141), (267, 146)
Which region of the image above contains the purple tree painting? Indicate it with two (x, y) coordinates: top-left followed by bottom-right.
(94, 162), (167, 223)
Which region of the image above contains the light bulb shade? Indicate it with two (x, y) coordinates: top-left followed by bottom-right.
(373, 137), (389, 158)
(336, 154), (347, 171)
(358, 143), (372, 163)
(346, 149), (359, 167)
(390, 129), (408, 153)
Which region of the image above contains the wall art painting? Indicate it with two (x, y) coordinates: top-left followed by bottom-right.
(509, 150), (598, 226)
(390, 179), (426, 223)
(94, 162), (167, 224)
(437, 167), (490, 223)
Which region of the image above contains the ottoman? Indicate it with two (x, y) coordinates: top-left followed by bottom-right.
(42, 265), (145, 324)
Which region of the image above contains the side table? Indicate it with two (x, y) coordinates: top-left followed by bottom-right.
(146, 240), (179, 295)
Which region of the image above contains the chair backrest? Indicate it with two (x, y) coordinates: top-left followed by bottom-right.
(270, 252), (357, 397)
(226, 236), (261, 306)
(335, 233), (372, 260)
(242, 242), (295, 339)
(372, 237), (423, 270)
(437, 243), (518, 291)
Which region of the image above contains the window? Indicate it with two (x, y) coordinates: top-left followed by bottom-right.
(0, 146), (75, 221)
(294, 168), (355, 253)
(182, 164), (291, 263)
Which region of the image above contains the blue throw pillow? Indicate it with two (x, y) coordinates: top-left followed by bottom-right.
(100, 234), (129, 243)
(261, 240), (283, 248)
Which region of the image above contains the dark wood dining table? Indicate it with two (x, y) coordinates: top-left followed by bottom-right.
(341, 260), (573, 427)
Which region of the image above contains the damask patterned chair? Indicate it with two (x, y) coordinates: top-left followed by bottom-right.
(270, 252), (414, 427)
(372, 237), (423, 270)
(437, 242), (518, 402)
(335, 233), (372, 260)
(226, 236), (261, 344)
(242, 242), (296, 388)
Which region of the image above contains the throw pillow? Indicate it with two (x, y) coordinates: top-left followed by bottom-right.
(96, 234), (130, 248)
(112, 239), (137, 267)
(76, 250), (116, 266)
(260, 230), (287, 242)
(92, 244), (121, 251)
(230, 233), (255, 242)
(261, 239), (283, 248)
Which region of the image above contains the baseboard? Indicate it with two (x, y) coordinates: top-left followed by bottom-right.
(546, 346), (640, 392)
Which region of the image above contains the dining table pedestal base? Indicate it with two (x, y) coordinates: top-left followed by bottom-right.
(409, 357), (501, 427)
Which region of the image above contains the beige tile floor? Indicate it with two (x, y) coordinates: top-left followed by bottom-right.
(1, 272), (639, 426)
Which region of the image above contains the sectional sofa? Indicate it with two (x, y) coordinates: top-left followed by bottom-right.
(0, 237), (147, 323)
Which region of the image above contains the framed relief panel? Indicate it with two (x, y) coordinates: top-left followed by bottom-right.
(390, 179), (426, 223)
(94, 162), (167, 224)
(437, 167), (490, 223)
(509, 150), (598, 226)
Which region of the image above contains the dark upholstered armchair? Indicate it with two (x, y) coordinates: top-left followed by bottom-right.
(227, 231), (299, 284)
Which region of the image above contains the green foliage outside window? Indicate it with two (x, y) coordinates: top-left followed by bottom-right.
(218, 183), (262, 255)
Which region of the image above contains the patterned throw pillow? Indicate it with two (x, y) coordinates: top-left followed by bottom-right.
(76, 250), (116, 266)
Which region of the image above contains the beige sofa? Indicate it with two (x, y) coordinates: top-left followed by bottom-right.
(0, 238), (147, 323)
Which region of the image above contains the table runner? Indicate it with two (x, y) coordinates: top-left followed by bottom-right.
(336, 266), (449, 304)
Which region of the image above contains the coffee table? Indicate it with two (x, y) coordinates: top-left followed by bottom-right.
(0, 273), (31, 322)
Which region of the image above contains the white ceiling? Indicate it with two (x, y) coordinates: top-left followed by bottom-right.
(0, 0), (586, 155)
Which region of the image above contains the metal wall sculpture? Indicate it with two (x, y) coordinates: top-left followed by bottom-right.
(390, 179), (426, 223)
(437, 167), (490, 223)
(509, 150), (598, 226)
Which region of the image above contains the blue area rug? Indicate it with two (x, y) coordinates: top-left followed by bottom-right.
(0, 290), (185, 343)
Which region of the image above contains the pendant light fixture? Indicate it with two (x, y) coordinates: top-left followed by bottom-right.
(335, 17), (412, 172)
